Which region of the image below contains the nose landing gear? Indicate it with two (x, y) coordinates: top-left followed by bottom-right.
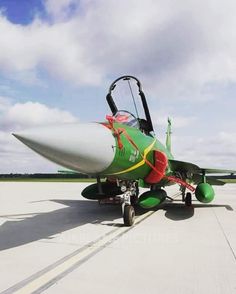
(120, 181), (139, 226)
(123, 205), (135, 226)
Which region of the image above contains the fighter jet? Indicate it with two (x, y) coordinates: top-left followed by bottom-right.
(13, 76), (236, 226)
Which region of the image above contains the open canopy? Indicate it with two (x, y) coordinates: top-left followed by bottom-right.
(106, 75), (154, 135)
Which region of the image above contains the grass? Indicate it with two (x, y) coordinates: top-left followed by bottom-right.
(0, 178), (97, 183)
(221, 179), (236, 184)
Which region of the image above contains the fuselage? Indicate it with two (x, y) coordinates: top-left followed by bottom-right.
(13, 121), (174, 185)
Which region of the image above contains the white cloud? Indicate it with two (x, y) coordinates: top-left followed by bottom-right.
(1, 101), (77, 130)
(153, 113), (196, 129)
(0, 97), (78, 173)
(172, 131), (236, 169)
(0, 0), (235, 97)
(45, 0), (78, 21)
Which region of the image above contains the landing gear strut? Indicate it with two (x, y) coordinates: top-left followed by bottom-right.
(180, 185), (192, 206)
(184, 192), (192, 206)
(121, 181), (138, 226)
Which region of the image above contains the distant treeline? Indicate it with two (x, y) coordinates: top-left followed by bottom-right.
(1, 174), (235, 180)
(0, 173), (94, 179)
(212, 175), (236, 179)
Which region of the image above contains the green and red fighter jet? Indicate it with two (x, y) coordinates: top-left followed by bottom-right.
(14, 76), (236, 226)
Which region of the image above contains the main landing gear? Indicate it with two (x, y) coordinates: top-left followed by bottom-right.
(185, 192), (192, 206)
(181, 186), (192, 206)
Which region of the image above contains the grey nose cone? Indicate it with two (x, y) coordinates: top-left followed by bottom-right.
(13, 123), (115, 174)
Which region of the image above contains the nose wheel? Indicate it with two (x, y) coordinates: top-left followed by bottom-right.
(121, 193), (135, 226)
(123, 205), (135, 226)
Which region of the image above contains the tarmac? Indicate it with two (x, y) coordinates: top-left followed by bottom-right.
(0, 182), (236, 294)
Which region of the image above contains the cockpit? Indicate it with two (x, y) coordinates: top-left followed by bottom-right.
(106, 76), (155, 136)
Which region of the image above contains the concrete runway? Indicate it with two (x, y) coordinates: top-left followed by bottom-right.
(0, 182), (236, 294)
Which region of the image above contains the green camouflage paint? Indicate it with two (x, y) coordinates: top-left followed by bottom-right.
(195, 183), (215, 203)
(102, 122), (173, 182)
(138, 189), (167, 209)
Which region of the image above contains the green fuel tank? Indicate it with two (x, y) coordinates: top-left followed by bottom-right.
(82, 182), (122, 200)
(195, 183), (215, 203)
(138, 189), (167, 209)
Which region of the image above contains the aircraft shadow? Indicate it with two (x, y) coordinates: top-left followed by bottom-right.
(0, 199), (125, 251)
(163, 202), (233, 221)
(163, 203), (194, 221)
(0, 199), (233, 250)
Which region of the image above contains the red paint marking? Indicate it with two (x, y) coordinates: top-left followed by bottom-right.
(105, 116), (124, 149)
(165, 176), (195, 192)
(145, 151), (168, 184)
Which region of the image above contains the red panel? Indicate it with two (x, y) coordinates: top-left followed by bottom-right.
(145, 151), (168, 184)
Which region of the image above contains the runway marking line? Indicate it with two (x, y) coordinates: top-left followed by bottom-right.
(1, 210), (155, 294)
(212, 209), (236, 261)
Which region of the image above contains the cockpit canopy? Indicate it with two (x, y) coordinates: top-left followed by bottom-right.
(106, 76), (154, 135)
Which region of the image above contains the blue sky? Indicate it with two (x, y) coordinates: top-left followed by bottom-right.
(0, 0), (235, 173)
(0, 0), (45, 24)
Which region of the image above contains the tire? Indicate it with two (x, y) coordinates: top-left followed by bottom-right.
(185, 192), (192, 206)
(123, 205), (135, 226)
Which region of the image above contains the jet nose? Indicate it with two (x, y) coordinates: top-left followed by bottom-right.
(13, 123), (115, 174)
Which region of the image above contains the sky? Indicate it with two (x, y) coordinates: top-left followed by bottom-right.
(0, 0), (235, 173)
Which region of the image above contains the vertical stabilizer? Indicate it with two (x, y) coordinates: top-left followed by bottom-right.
(166, 117), (172, 153)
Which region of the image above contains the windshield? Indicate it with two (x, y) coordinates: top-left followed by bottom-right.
(114, 111), (140, 128)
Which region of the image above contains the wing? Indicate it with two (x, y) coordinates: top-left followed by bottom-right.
(168, 159), (236, 186)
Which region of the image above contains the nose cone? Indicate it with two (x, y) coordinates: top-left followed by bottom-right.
(13, 123), (115, 174)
